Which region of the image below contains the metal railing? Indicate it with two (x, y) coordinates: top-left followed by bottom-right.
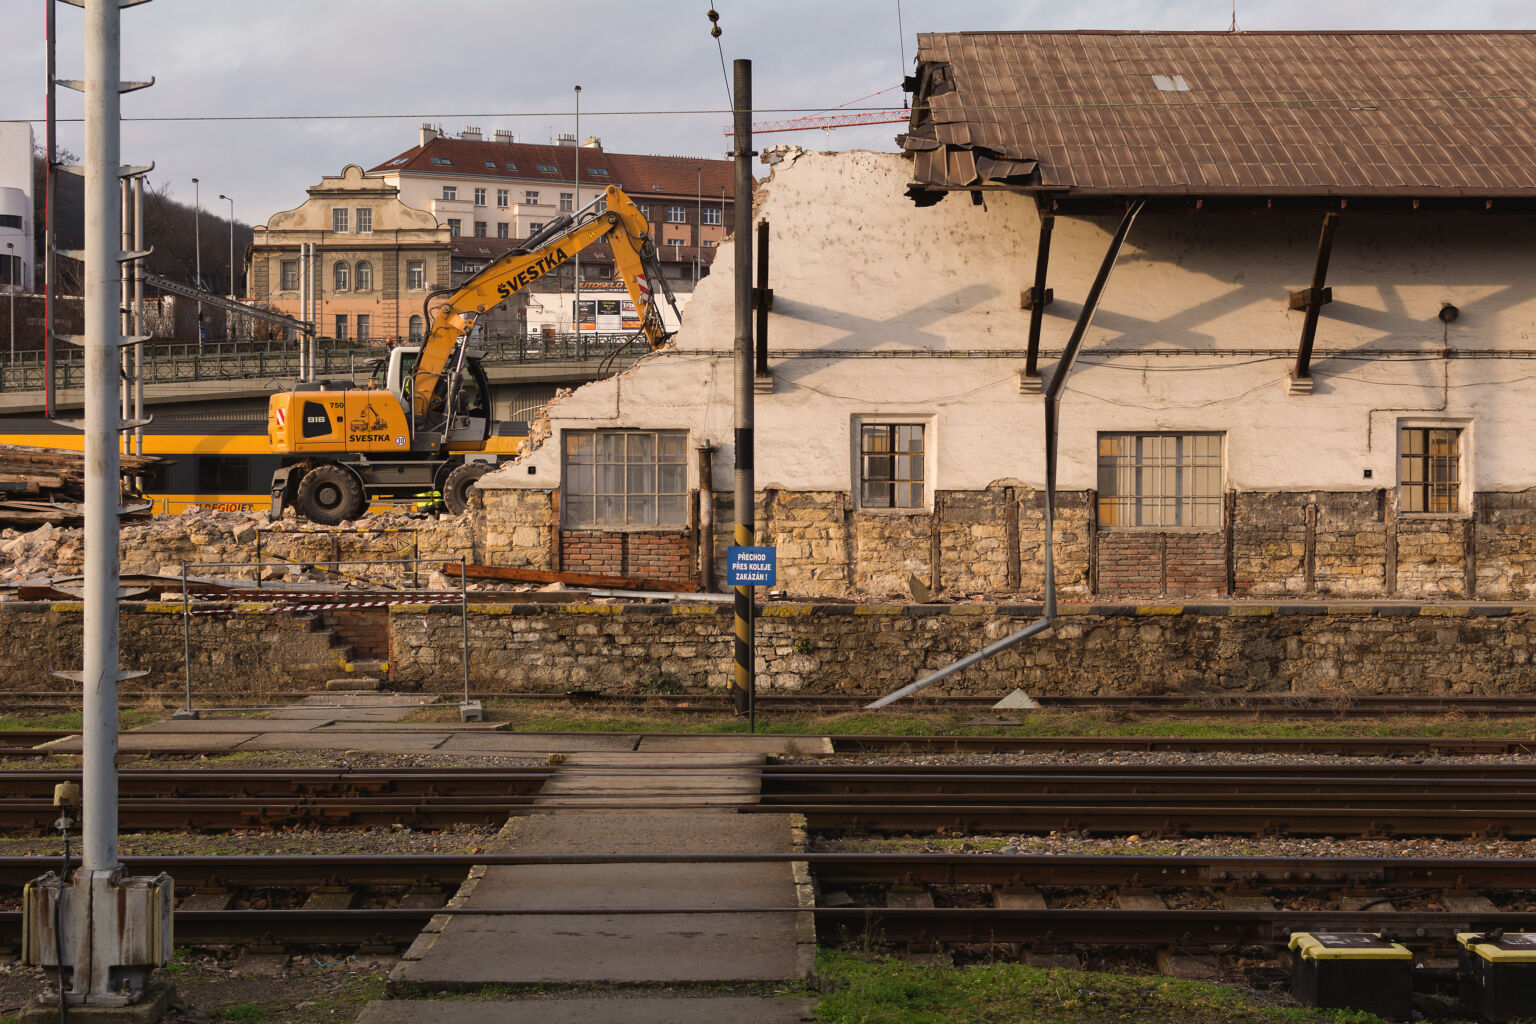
(0, 332), (655, 393)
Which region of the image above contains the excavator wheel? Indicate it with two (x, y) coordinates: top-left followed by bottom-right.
(443, 462), (493, 516)
(295, 464), (366, 524)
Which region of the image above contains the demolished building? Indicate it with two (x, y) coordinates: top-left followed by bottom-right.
(468, 30), (1536, 602)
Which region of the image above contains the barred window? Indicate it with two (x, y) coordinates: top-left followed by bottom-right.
(563, 430), (688, 528)
(1097, 432), (1223, 528)
(1400, 427), (1461, 513)
(860, 423), (925, 509)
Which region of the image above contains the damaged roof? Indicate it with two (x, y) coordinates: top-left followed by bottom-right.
(902, 31), (1536, 203)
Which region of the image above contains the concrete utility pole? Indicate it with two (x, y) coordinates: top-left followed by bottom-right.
(730, 59), (754, 716)
(24, 0), (175, 1012)
(219, 193), (234, 299)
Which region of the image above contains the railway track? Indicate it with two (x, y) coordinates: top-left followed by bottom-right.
(8, 692), (1536, 718)
(0, 852), (1531, 952)
(4, 765), (1536, 835)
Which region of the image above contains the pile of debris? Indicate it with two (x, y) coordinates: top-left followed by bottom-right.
(0, 444), (168, 527)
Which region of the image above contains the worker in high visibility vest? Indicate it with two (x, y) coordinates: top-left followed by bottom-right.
(412, 489), (443, 515)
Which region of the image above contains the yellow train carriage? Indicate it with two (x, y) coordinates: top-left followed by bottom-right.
(0, 418), (526, 516)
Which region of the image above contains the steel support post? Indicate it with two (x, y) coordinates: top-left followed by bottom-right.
(730, 59), (754, 718)
(865, 200), (1145, 710)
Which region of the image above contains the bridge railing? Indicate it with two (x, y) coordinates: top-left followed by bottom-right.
(0, 332), (654, 393)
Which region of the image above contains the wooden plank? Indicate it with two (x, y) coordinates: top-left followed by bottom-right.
(444, 562), (699, 594)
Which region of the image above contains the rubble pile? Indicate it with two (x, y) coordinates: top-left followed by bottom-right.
(0, 505), (485, 590)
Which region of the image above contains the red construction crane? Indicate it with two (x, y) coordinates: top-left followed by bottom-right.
(725, 86), (909, 136)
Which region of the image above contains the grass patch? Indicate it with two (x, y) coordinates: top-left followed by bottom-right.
(485, 700), (1536, 743)
(0, 709), (161, 732)
(814, 949), (1392, 1023)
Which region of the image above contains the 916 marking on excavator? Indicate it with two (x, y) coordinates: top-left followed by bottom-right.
(495, 248), (568, 299)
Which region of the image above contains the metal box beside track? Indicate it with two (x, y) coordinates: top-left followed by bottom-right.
(1288, 931), (1412, 1020)
(1459, 931), (1536, 1022)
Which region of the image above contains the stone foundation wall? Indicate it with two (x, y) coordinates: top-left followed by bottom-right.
(387, 600), (1536, 697)
(469, 484), (1536, 602)
(0, 602), (347, 695)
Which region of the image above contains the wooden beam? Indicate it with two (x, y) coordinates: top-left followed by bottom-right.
(443, 562), (700, 594)
(1292, 212), (1338, 382)
(1023, 212), (1055, 381)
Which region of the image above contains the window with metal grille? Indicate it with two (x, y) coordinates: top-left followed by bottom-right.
(562, 430), (688, 528)
(1399, 427), (1461, 513)
(860, 423), (925, 509)
(1097, 432), (1223, 528)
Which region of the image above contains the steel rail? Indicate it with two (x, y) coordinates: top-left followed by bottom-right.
(0, 852), (1532, 890)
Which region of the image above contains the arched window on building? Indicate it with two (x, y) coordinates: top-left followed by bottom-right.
(333, 262), (349, 291)
(408, 315), (424, 342)
(355, 261), (372, 292)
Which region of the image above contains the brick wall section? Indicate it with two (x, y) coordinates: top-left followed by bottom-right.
(318, 608), (390, 660)
(0, 602), (346, 695)
(1097, 532), (1225, 597)
(387, 601), (1536, 697)
(559, 531), (692, 582)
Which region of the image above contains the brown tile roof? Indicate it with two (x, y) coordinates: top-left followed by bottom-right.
(903, 31), (1536, 199)
(370, 137), (736, 200)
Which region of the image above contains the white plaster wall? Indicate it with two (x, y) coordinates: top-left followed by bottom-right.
(481, 150), (1536, 499)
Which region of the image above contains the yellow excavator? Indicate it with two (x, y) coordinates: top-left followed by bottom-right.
(268, 185), (681, 523)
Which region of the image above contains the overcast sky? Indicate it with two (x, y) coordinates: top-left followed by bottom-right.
(0, 1), (1528, 226)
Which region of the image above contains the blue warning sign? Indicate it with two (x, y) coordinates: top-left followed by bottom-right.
(726, 546), (777, 587)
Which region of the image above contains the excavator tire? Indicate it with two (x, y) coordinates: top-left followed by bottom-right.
(443, 462), (493, 516)
(295, 464), (365, 525)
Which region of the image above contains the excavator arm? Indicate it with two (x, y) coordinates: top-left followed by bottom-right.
(412, 184), (680, 422)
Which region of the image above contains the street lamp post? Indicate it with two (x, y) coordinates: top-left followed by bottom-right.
(218, 193), (234, 300)
(4, 242), (13, 364)
(192, 177), (202, 350)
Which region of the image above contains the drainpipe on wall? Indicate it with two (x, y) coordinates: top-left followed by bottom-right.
(697, 441), (716, 591)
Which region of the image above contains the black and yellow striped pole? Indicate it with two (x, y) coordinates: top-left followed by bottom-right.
(729, 58), (755, 723)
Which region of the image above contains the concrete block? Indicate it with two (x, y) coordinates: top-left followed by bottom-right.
(19, 980), (174, 1024)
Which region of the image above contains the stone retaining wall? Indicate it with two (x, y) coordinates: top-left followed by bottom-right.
(385, 600), (1536, 698)
(0, 602), (348, 697)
